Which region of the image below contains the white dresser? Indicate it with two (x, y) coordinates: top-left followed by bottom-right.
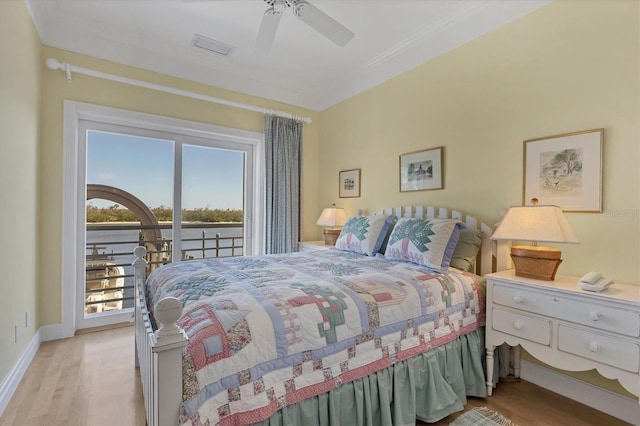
(485, 270), (640, 403)
(297, 240), (333, 252)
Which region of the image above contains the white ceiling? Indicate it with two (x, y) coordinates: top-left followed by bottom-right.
(27, 0), (552, 111)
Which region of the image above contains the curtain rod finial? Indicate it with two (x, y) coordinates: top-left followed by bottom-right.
(45, 58), (72, 82)
(46, 57), (63, 70)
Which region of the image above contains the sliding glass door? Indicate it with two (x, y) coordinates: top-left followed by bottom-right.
(77, 119), (255, 329)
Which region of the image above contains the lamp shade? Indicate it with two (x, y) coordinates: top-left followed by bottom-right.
(316, 207), (347, 228)
(491, 205), (578, 244)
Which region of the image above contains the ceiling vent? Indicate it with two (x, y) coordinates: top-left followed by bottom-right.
(191, 34), (235, 57)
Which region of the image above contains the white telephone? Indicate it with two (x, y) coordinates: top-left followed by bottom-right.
(578, 272), (614, 292)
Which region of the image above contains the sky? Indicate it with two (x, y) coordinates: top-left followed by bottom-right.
(86, 130), (244, 210)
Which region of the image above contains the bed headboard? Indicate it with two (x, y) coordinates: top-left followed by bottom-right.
(374, 205), (502, 276)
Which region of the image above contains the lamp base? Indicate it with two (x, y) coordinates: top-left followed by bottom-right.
(510, 245), (562, 281)
(322, 228), (341, 246)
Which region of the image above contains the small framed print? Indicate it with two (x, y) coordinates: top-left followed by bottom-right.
(523, 129), (603, 212)
(339, 168), (361, 198)
(399, 147), (443, 192)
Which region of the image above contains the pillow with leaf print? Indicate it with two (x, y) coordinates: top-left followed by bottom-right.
(335, 214), (397, 256)
(383, 217), (465, 271)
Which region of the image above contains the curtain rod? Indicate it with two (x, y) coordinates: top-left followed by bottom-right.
(45, 58), (312, 124)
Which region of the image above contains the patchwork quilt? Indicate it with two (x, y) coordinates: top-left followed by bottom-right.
(145, 249), (485, 426)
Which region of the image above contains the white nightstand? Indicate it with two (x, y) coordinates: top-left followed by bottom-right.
(298, 240), (334, 252)
(485, 270), (639, 403)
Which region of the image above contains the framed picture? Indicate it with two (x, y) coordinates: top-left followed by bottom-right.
(523, 128), (603, 212)
(399, 147), (443, 192)
(339, 168), (361, 198)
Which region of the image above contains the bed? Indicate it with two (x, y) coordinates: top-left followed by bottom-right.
(133, 205), (507, 426)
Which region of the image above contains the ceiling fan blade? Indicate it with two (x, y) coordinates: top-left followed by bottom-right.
(293, 1), (354, 47)
(255, 7), (282, 52)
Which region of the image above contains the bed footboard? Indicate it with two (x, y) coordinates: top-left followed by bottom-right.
(133, 246), (188, 426)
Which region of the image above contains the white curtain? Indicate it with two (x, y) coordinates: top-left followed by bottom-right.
(264, 115), (303, 254)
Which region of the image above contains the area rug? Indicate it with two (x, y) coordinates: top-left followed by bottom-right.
(449, 407), (517, 426)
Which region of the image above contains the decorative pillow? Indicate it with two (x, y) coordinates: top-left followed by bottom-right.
(384, 217), (464, 271)
(335, 214), (397, 256)
(450, 228), (484, 272)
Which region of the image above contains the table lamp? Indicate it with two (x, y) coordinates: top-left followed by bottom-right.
(491, 200), (578, 280)
(316, 205), (347, 245)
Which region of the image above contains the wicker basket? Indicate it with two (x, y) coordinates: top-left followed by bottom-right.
(322, 228), (341, 245)
(510, 246), (562, 281)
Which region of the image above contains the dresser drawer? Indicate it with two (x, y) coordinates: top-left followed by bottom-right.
(558, 325), (640, 373)
(493, 284), (640, 337)
(563, 300), (640, 337)
(492, 308), (551, 345)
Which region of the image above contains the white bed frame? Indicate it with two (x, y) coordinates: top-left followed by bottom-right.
(133, 205), (507, 426)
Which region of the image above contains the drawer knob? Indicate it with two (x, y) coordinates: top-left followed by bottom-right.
(588, 342), (601, 353)
(513, 321), (524, 330)
(513, 295), (524, 304)
(589, 311), (602, 321)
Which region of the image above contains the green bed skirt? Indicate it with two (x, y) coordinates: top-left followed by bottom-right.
(254, 328), (489, 425)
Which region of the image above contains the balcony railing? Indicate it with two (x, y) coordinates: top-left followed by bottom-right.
(85, 222), (244, 315)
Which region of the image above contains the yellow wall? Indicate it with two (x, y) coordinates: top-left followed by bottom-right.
(318, 0), (639, 395)
(0, 1), (42, 382)
(319, 0), (639, 285)
(38, 47), (320, 326)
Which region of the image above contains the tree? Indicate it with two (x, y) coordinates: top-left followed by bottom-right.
(339, 217), (370, 244)
(86, 204), (243, 223)
(550, 149), (581, 175)
(387, 219), (435, 252)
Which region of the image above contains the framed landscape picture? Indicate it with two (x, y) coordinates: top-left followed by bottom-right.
(339, 168), (361, 198)
(399, 147), (443, 192)
(523, 129), (603, 212)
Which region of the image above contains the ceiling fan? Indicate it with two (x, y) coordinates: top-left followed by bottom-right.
(249, 0), (355, 51)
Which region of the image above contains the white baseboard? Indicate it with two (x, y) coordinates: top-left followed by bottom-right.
(0, 328), (42, 417)
(40, 323), (63, 342)
(0, 323), (64, 418)
(520, 360), (639, 425)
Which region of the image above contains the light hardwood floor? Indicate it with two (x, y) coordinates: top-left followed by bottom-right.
(0, 325), (145, 426)
(427, 377), (631, 426)
(0, 325), (630, 426)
